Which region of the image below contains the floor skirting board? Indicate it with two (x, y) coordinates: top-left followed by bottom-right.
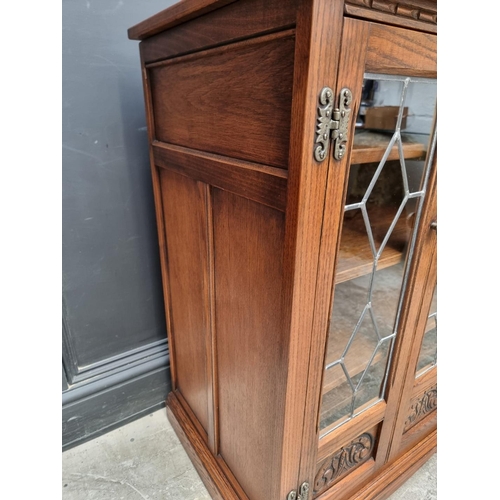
(62, 355), (171, 450)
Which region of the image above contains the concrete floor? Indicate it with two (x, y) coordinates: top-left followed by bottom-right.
(62, 409), (436, 500)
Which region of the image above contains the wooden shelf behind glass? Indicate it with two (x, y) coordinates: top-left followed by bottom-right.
(322, 306), (435, 397)
(321, 264), (435, 429)
(335, 205), (410, 284)
(322, 263), (402, 397)
(321, 264), (403, 429)
(351, 131), (426, 165)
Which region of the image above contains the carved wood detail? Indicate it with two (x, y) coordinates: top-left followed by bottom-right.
(345, 1), (437, 25)
(313, 433), (374, 497)
(404, 386), (437, 432)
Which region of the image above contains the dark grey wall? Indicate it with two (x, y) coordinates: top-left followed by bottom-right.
(62, 0), (176, 449)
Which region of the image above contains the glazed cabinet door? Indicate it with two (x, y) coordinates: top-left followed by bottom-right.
(299, 18), (437, 500)
(381, 159), (437, 462)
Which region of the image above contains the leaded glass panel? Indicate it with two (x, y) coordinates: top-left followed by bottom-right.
(320, 74), (437, 436)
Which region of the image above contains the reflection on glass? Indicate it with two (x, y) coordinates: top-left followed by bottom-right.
(319, 74), (437, 436)
(416, 286), (437, 375)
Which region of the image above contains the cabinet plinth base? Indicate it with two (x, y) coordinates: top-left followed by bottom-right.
(166, 392), (240, 500)
(167, 390), (436, 500)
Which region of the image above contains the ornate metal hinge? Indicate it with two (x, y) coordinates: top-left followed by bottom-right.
(287, 482), (310, 500)
(314, 87), (353, 162)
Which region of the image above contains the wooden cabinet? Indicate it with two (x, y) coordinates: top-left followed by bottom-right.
(128, 1), (437, 499)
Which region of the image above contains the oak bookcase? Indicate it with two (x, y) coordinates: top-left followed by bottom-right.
(128, 1), (437, 498)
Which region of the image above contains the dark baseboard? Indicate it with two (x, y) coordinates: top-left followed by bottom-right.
(62, 356), (171, 450)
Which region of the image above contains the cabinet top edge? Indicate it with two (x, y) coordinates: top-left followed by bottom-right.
(345, 0), (437, 33)
(345, 0), (437, 10)
(128, 0), (437, 41)
(128, 0), (238, 40)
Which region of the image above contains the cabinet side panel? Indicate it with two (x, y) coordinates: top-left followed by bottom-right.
(213, 189), (286, 500)
(148, 33), (295, 169)
(160, 168), (209, 434)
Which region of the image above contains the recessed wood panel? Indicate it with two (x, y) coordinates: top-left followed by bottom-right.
(149, 32), (295, 168)
(213, 189), (286, 500)
(160, 169), (210, 435)
(140, 0), (298, 63)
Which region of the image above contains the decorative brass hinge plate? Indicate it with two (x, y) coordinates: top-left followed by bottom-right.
(287, 482), (310, 500)
(314, 87), (353, 162)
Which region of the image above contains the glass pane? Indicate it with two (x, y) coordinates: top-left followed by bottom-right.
(416, 286), (437, 375)
(320, 74), (437, 436)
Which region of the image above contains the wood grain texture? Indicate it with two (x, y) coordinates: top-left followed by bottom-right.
(411, 364), (436, 399)
(140, 0), (298, 63)
(133, 1), (439, 497)
(365, 23), (436, 76)
(213, 188), (286, 500)
(128, 0), (237, 40)
(316, 459), (376, 500)
(166, 392), (240, 500)
(142, 22), (221, 456)
(344, 1), (437, 34)
(175, 389), (212, 446)
(216, 456), (251, 500)
(160, 169), (210, 436)
(351, 132), (426, 164)
(152, 141), (288, 212)
(148, 31), (295, 168)
(138, 49), (178, 390)
(314, 427), (378, 497)
(278, 1), (346, 496)
(399, 406), (436, 455)
(297, 16), (371, 494)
